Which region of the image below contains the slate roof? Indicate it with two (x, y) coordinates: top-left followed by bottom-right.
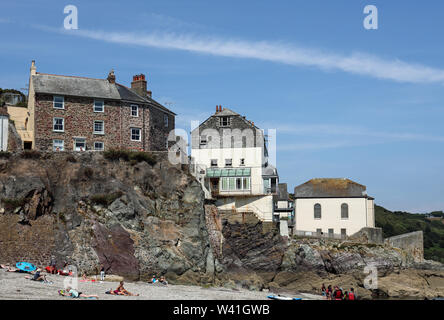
(32, 73), (175, 115)
(262, 164), (278, 177)
(294, 178), (369, 198)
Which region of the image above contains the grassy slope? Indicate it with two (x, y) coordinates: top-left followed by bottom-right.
(375, 205), (444, 263)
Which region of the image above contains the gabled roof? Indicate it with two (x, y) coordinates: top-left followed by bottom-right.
(294, 178), (368, 198)
(32, 73), (176, 115)
(262, 164), (278, 177)
(215, 107), (239, 116)
(191, 107), (260, 133)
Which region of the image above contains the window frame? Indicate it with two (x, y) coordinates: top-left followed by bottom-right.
(53, 96), (64, 109)
(131, 127), (141, 141)
(225, 158), (232, 167)
(341, 203), (349, 219)
(210, 159), (218, 167)
(53, 117), (64, 132)
(53, 139), (64, 151)
(220, 116), (230, 127)
(164, 114), (169, 127)
(94, 99), (104, 113)
(131, 104), (139, 117)
(314, 203), (322, 220)
(94, 141), (104, 151)
(93, 120), (104, 135)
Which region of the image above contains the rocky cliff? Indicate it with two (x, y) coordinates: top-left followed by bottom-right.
(0, 151), (443, 299)
(0, 151), (210, 281)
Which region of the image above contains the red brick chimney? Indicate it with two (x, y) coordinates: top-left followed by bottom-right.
(131, 74), (147, 97)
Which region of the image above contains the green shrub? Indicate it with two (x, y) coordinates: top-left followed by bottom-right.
(128, 151), (157, 166)
(90, 191), (123, 207)
(104, 149), (156, 165)
(103, 149), (130, 161)
(0, 151), (10, 159)
(66, 155), (77, 163)
(21, 150), (41, 159)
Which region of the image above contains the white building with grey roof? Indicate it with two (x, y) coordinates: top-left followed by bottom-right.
(293, 178), (375, 237)
(191, 106), (278, 221)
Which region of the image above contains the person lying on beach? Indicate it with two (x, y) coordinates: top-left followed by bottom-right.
(3, 266), (29, 273)
(59, 287), (98, 299)
(159, 276), (168, 286)
(24, 268), (48, 282)
(106, 281), (139, 296)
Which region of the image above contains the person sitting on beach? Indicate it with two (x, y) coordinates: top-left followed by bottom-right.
(348, 288), (356, 300)
(60, 287), (98, 299)
(48, 256), (57, 274)
(112, 281), (139, 296)
(333, 286), (343, 300)
(326, 285), (333, 300)
(150, 275), (158, 284)
(159, 276), (168, 286)
(25, 268), (48, 282)
(321, 283), (326, 297)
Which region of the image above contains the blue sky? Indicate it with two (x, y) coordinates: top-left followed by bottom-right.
(1, 0), (444, 212)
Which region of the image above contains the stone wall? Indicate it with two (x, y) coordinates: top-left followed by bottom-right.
(0, 214), (57, 267)
(350, 227), (384, 244)
(385, 231), (424, 263)
(147, 104), (174, 151)
(34, 94), (172, 152)
(8, 123), (23, 151)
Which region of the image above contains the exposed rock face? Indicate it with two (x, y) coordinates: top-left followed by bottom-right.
(0, 152), (443, 299)
(0, 152), (209, 279)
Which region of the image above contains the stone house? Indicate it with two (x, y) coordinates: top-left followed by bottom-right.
(26, 61), (175, 151)
(293, 178), (375, 236)
(191, 106), (278, 221)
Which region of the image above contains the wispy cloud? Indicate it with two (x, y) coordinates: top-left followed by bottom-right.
(34, 25), (444, 84)
(271, 123), (444, 151)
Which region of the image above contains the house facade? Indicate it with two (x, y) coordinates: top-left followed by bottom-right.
(191, 106), (278, 221)
(26, 61), (175, 151)
(294, 178), (375, 236)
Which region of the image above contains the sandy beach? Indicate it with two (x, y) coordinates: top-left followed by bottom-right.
(0, 270), (322, 300)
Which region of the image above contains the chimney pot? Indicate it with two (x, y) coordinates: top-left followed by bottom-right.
(107, 69), (116, 84)
(131, 73), (148, 97)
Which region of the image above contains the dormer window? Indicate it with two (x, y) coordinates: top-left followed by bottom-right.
(220, 116), (231, 127)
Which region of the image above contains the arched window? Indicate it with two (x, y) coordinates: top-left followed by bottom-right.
(314, 203), (321, 219)
(341, 203), (349, 219)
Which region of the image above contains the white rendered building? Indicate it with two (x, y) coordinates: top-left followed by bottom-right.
(191, 106), (278, 221)
(294, 178), (375, 236)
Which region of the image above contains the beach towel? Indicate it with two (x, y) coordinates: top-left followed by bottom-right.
(16, 262), (36, 272)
